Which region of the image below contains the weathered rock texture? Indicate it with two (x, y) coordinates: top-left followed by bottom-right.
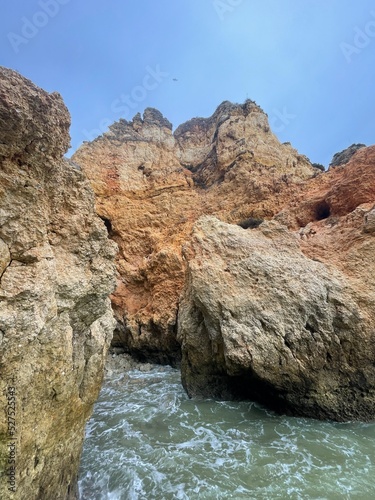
(73, 101), (316, 363)
(0, 68), (116, 499)
(178, 145), (375, 421)
(178, 210), (375, 421)
(276, 145), (375, 228)
(329, 143), (366, 168)
(74, 97), (375, 420)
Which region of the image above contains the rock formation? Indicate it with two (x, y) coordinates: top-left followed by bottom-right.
(0, 68), (116, 499)
(178, 146), (375, 421)
(73, 95), (375, 421)
(329, 143), (366, 168)
(178, 208), (375, 421)
(73, 101), (316, 363)
(276, 145), (375, 227)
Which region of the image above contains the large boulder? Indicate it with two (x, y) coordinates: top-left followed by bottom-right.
(178, 216), (375, 421)
(0, 68), (116, 499)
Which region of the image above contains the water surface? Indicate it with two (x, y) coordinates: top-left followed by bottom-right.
(79, 366), (375, 499)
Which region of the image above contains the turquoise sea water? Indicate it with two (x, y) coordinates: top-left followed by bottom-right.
(79, 366), (375, 499)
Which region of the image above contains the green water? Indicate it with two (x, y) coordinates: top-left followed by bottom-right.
(79, 366), (375, 499)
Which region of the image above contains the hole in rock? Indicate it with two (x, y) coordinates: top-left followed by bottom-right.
(305, 322), (316, 334)
(237, 217), (263, 229)
(314, 200), (331, 221)
(100, 216), (115, 238)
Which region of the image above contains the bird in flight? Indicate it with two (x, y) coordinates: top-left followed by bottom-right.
(173, 78), (178, 81)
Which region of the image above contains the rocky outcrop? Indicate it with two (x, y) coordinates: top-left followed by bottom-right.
(276, 145), (375, 228)
(178, 211), (375, 421)
(0, 68), (116, 499)
(329, 143), (366, 168)
(73, 101), (316, 363)
(72, 91), (375, 421)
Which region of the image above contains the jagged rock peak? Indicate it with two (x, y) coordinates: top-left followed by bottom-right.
(86, 100), (265, 145)
(143, 107), (173, 129)
(330, 143), (367, 168)
(102, 108), (173, 142)
(174, 99), (265, 137)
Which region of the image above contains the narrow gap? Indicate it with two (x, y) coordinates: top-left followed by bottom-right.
(99, 216), (115, 238)
(0, 254), (12, 283)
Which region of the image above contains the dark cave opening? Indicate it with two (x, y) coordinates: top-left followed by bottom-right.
(100, 216), (115, 238)
(314, 200), (331, 221)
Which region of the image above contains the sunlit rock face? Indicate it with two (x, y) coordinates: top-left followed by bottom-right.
(0, 67), (117, 499)
(73, 100), (316, 363)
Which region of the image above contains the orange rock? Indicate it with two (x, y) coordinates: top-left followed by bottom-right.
(74, 102), (375, 369)
(73, 101), (318, 363)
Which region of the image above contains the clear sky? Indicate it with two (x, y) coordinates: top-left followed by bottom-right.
(1, 0), (374, 166)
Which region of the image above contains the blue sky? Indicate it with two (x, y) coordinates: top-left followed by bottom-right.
(1, 0), (374, 166)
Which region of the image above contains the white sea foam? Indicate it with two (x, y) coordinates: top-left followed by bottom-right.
(79, 366), (375, 499)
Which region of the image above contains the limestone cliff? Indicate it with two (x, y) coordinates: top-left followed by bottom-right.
(73, 101), (316, 363)
(0, 68), (116, 499)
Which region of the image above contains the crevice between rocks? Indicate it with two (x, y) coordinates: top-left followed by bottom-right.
(0, 240), (12, 283)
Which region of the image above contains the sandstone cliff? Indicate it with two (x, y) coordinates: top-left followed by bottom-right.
(0, 68), (116, 499)
(73, 101), (317, 363)
(177, 144), (375, 421)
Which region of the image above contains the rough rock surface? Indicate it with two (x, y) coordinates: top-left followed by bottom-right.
(276, 145), (375, 228)
(329, 143), (366, 168)
(73, 101), (316, 363)
(73, 95), (375, 420)
(178, 213), (375, 421)
(0, 68), (116, 499)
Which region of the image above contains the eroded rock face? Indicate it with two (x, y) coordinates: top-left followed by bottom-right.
(73, 92), (375, 420)
(178, 215), (375, 421)
(329, 143), (366, 168)
(73, 101), (316, 363)
(0, 68), (116, 498)
(276, 145), (375, 228)
(73, 110), (198, 363)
